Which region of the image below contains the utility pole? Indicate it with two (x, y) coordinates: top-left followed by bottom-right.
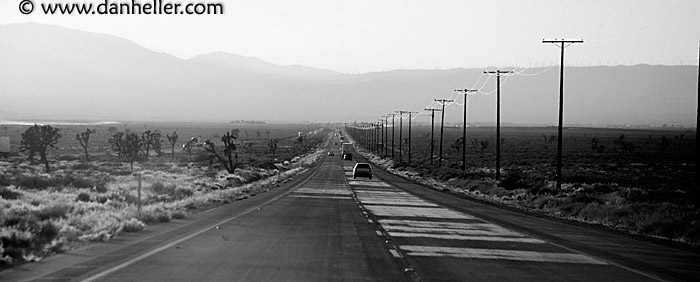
(543, 38), (584, 190)
(383, 116), (389, 156)
(434, 99), (454, 167)
(395, 111), (410, 163)
(456, 89), (477, 170)
(425, 108), (442, 166)
(389, 113), (397, 159)
(407, 111), (418, 165)
(378, 119), (383, 155)
(484, 69), (513, 182)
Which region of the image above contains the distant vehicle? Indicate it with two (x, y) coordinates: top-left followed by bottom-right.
(341, 143), (353, 160)
(327, 151), (335, 156)
(352, 163), (372, 179)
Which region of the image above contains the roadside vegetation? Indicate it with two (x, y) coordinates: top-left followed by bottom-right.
(0, 122), (327, 268)
(345, 126), (699, 247)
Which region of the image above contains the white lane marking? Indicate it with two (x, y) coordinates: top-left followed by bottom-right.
(359, 200), (439, 207)
(401, 246), (607, 265)
(376, 231), (384, 236)
(389, 249), (401, 258)
(388, 232), (545, 243)
(379, 220), (521, 236)
(382, 226), (526, 238)
(288, 195), (352, 200)
(294, 187), (352, 195)
(347, 181), (391, 187)
(365, 205), (476, 219)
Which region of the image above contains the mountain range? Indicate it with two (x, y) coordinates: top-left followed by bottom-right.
(0, 22), (697, 126)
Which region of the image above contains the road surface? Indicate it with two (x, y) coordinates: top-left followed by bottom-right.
(2, 142), (698, 281)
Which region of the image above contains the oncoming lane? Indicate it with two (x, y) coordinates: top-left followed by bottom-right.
(344, 164), (659, 282)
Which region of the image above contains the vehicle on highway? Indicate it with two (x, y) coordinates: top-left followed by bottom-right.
(341, 142), (353, 160)
(327, 151), (335, 156)
(352, 163), (372, 179)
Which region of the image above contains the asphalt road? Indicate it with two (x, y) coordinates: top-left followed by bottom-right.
(2, 140), (698, 281)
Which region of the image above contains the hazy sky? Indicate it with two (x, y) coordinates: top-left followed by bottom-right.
(1, 0), (698, 73)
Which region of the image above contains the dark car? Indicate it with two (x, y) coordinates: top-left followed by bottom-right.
(327, 151), (335, 156)
(352, 163), (372, 179)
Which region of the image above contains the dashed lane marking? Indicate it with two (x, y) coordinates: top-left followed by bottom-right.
(387, 232), (545, 243)
(347, 180), (391, 187)
(400, 246), (608, 265)
(288, 195), (352, 200)
(294, 187), (352, 195)
(364, 205), (476, 219)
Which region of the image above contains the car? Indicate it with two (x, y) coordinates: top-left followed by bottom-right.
(343, 153), (353, 160)
(352, 163), (372, 179)
(327, 151), (335, 156)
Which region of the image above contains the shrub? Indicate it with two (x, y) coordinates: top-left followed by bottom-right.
(76, 192), (91, 202)
(122, 218), (146, 232)
(35, 204), (72, 220)
(171, 210), (186, 219)
(174, 187), (194, 199)
(0, 186), (22, 200)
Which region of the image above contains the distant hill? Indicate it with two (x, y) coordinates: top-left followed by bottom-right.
(0, 22), (696, 126)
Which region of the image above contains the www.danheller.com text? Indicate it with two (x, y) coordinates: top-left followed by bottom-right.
(39, 0), (224, 15)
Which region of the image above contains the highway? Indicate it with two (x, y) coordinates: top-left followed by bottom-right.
(2, 141), (699, 281)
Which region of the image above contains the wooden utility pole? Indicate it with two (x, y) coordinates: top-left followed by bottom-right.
(389, 113), (397, 159)
(395, 110), (410, 162)
(456, 89), (477, 170)
(434, 99), (454, 167)
(484, 70), (513, 182)
(542, 38), (584, 190)
(407, 111), (418, 165)
(425, 108), (442, 166)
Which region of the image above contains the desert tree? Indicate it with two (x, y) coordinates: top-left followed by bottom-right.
(166, 131), (179, 161)
(268, 139), (279, 155)
(140, 130), (163, 159)
(614, 134), (635, 154)
(151, 130), (163, 156)
(76, 128), (95, 162)
(452, 137), (464, 154)
(110, 131), (142, 170)
(20, 124), (62, 173)
(109, 132), (125, 158)
(590, 138), (605, 153)
(265, 130), (270, 138)
(297, 135), (305, 147)
(255, 130), (261, 138)
(204, 131), (238, 173)
(244, 142), (254, 153)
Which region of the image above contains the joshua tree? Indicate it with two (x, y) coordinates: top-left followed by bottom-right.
(20, 124), (62, 173)
(268, 139), (279, 155)
(452, 137), (464, 154)
(167, 131), (179, 161)
(204, 130), (238, 173)
(76, 129), (95, 162)
(109, 132), (142, 170)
